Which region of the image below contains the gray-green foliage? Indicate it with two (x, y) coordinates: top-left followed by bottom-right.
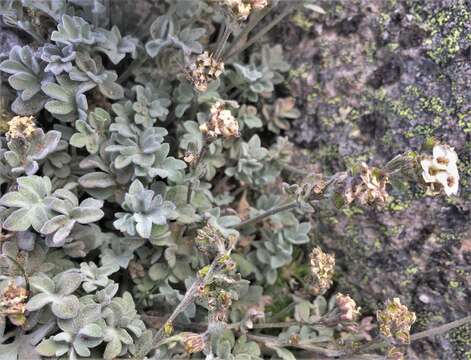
(0, 1), (333, 359)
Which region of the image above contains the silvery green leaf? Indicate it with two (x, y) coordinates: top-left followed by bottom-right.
(42, 75), (92, 122)
(95, 26), (138, 64)
(51, 295), (80, 319)
(0, 176), (52, 232)
(79, 172), (116, 188)
(51, 15), (101, 45)
(40, 44), (76, 75)
(149, 15), (174, 40)
(145, 38), (171, 58)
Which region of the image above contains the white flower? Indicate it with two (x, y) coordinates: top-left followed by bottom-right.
(420, 144), (459, 196)
(436, 167), (459, 196)
(432, 144), (458, 171)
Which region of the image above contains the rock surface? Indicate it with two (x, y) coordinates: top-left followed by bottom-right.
(281, 0), (470, 358)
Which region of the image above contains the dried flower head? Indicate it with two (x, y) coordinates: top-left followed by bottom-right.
(251, 0), (268, 10)
(387, 347), (405, 360)
(343, 163), (388, 206)
(199, 102), (240, 139)
(222, 0), (268, 21)
(188, 51), (224, 92)
(183, 151), (198, 165)
(181, 332), (206, 354)
(0, 282), (28, 326)
(336, 293), (360, 322)
(420, 144), (459, 196)
(196, 222), (227, 255)
(377, 298), (416, 345)
(6, 116), (36, 140)
(309, 246), (335, 295)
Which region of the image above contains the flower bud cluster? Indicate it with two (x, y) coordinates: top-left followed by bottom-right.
(377, 297), (416, 345)
(200, 101), (240, 139)
(188, 51), (224, 92)
(6, 116), (36, 140)
(308, 246), (335, 295)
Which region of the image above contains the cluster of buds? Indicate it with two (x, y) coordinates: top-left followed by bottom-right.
(200, 101), (240, 139)
(205, 288), (233, 322)
(6, 116), (36, 140)
(0, 282), (28, 326)
(128, 259), (146, 279)
(308, 246), (335, 295)
(377, 298), (416, 345)
(196, 222), (237, 256)
(187, 51), (224, 92)
(180, 332), (206, 354)
(420, 144), (459, 196)
(344, 163), (389, 206)
(335, 293), (360, 322)
(221, 0), (268, 21)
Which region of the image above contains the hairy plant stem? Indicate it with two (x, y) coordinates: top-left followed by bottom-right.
(225, 2), (301, 61)
(150, 199), (301, 351)
(222, 6), (273, 59)
(247, 333), (345, 357)
(232, 200), (300, 229)
(353, 314), (471, 355)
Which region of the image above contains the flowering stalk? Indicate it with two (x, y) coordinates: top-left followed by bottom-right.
(225, 2), (302, 61)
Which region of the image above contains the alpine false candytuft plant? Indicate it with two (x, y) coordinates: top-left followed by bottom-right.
(0, 1), (467, 360)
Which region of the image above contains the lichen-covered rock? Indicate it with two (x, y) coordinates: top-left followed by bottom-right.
(282, 0), (471, 358)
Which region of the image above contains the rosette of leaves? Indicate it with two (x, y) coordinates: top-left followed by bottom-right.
(69, 51), (124, 100)
(101, 292), (146, 359)
(212, 331), (263, 360)
(228, 45), (289, 102)
(237, 105), (263, 130)
(40, 44), (76, 75)
(95, 25), (138, 64)
(262, 97), (301, 133)
(246, 195), (311, 284)
(0, 175), (52, 232)
(40, 189), (104, 245)
(140, 142), (186, 180)
(78, 149), (131, 202)
(26, 271), (82, 319)
(42, 75), (93, 122)
(36, 302), (104, 358)
(0, 45), (50, 114)
(100, 235), (145, 269)
(0, 322), (55, 360)
(41, 139), (73, 179)
(132, 84), (171, 127)
(51, 14), (102, 46)
(59, 223), (104, 258)
(70, 107), (111, 154)
(80, 262), (119, 293)
(3, 128), (61, 176)
(113, 179), (176, 239)
(145, 14), (206, 58)
(0, 235), (54, 279)
(225, 135), (269, 185)
(106, 125), (168, 174)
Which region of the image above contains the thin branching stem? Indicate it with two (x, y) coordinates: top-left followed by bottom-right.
(345, 315), (471, 357)
(150, 199), (301, 350)
(232, 200), (299, 229)
(222, 6), (273, 59)
(225, 2), (301, 61)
